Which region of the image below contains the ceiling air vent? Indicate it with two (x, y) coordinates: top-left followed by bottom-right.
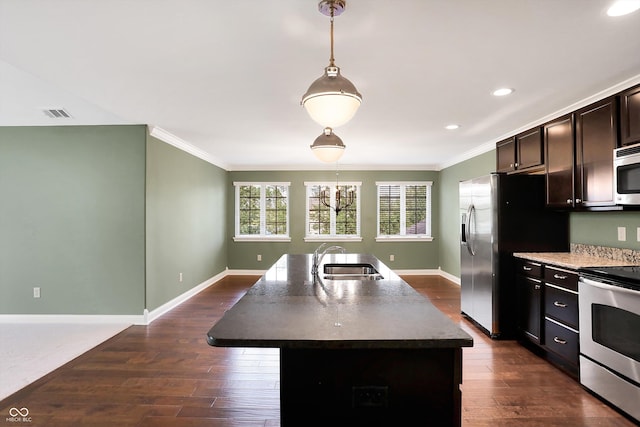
(42, 108), (72, 119)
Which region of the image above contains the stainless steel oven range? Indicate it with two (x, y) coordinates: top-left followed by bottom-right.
(578, 266), (640, 423)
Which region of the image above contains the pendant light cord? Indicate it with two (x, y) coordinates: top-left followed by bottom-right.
(329, 5), (336, 67)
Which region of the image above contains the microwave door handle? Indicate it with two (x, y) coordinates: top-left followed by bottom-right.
(580, 277), (640, 296)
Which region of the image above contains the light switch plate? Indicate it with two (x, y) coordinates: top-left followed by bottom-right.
(618, 227), (626, 241)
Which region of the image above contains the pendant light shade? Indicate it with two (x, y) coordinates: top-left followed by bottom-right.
(302, 66), (362, 128)
(310, 127), (345, 162)
(301, 0), (362, 129)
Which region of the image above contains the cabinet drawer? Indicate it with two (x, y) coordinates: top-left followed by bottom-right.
(544, 318), (578, 365)
(544, 265), (578, 291)
(517, 260), (542, 277)
(544, 284), (578, 329)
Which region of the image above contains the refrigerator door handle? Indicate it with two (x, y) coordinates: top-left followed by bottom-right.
(461, 213), (467, 244)
(466, 204), (476, 256)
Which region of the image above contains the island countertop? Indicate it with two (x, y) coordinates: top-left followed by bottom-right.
(207, 254), (473, 350)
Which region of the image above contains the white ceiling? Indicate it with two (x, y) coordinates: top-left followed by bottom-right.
(1, 0), (640, 171)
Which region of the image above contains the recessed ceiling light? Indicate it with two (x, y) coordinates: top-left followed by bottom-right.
(607, 0), (640, 16)
(445, 124), (460, 130)
(492, 88), (514, 97)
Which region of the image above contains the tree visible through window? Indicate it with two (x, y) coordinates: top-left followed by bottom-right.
(235, 182), (289, 239)
(306, 182), (360, 238)
(377, 182), (431, 238)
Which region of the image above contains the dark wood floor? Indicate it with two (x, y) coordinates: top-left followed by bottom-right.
(1, 275), (636, 426)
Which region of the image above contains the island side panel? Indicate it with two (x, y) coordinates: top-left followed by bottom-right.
(280, 347), (463, 426)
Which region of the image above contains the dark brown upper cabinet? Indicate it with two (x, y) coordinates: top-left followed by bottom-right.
(544, 114), (575, 208)
(495, 127), (543, 173)
(496, 137), (516, 172)
(575, 96), (618, 208)
(619, 84), (640, 146)
(516, 127), (544, 170)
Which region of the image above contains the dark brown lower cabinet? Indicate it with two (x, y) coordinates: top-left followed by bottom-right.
(517, 270), (543, 345)
(516, 258), (579, 377)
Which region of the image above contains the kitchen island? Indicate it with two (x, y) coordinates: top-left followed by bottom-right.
(207, 254), (473, 426)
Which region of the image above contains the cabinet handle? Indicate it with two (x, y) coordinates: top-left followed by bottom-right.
(515, 162), (519, 168)
(553, 274), (568, 280)
(553, 336), (567, 345)
(553, 301), (567, 308)
(534, 284), (541, 290)
(523, 266), (532, 271)
(566, 199), (572, 204)
(576, 198), (582, 204)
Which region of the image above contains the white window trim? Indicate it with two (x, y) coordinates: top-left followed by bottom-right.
(375, 181), (433, 242)
(233, 182), (291, 241)
(304, 181), (362, 240)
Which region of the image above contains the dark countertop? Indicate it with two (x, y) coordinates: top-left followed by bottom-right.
(207, 254), (473, 350)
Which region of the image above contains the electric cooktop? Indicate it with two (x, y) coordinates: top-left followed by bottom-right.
(579, 265), (640, 290)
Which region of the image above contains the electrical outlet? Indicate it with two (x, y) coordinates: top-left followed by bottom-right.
(389, 255), (395, 262)
(618, 227), (626, 241)
(179, 272), (183, 282)
(257, 254), (262, 261)
(33, 287), (40, 298)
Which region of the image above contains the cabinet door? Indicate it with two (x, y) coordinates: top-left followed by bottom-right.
(496, 137), (516, 172)
(516, 127), (543, 170)
(517, 275), (542, 344)
(575, 97), (618, 207)
(619, 84), (640, 146)
(545, 114), (575, 208)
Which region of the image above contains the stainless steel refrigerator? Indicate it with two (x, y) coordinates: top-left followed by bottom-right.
(460, 173), (568, 338)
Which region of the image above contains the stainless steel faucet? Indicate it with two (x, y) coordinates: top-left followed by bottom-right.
(312, 242), (345, 275)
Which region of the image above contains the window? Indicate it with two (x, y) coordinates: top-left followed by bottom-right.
(305, 181), (361, 241)
(234, 182), (290, 241)
(376, 181), (432, 241)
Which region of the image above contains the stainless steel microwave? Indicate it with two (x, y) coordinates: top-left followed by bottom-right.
(614, 142), (640, 205)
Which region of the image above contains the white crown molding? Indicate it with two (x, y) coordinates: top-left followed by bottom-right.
(438, 72), (640, 171)
(149, 126), (229, 170)
(227, 163), (441, 172)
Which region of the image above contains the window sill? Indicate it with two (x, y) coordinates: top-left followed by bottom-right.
(304, 236), (363, 243)
(233, 236), (292, 242)
(375, 236), (434, 242)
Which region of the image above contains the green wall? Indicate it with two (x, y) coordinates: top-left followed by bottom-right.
(0, 126), (146, 314)
(438, 151), (496, 278)
(227, 170), (440, 270)
(437, 150), (640, 279)
(3, 122), (637, 316)
(145, 133), (228, 310)
(570, 211), (640, 250)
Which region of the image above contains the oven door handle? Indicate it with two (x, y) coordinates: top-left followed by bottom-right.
(579, 276), (640, 296)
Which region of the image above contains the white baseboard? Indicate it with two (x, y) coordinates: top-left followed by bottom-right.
(0, 268), (461, 325)
(0, 314), (143, 324)
(144, 270), (228, 325)
(438, 268), (461, 285)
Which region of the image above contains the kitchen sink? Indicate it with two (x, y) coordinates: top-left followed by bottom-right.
(322, 263), (383, 280)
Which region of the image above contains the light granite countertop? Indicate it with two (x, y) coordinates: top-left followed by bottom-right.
(514, 244), (640, 269)
(513, 252), (634, 270)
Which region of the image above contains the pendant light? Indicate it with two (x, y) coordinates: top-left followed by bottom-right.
(301, 0), (362, 129)
(310, 127), (345, 162)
